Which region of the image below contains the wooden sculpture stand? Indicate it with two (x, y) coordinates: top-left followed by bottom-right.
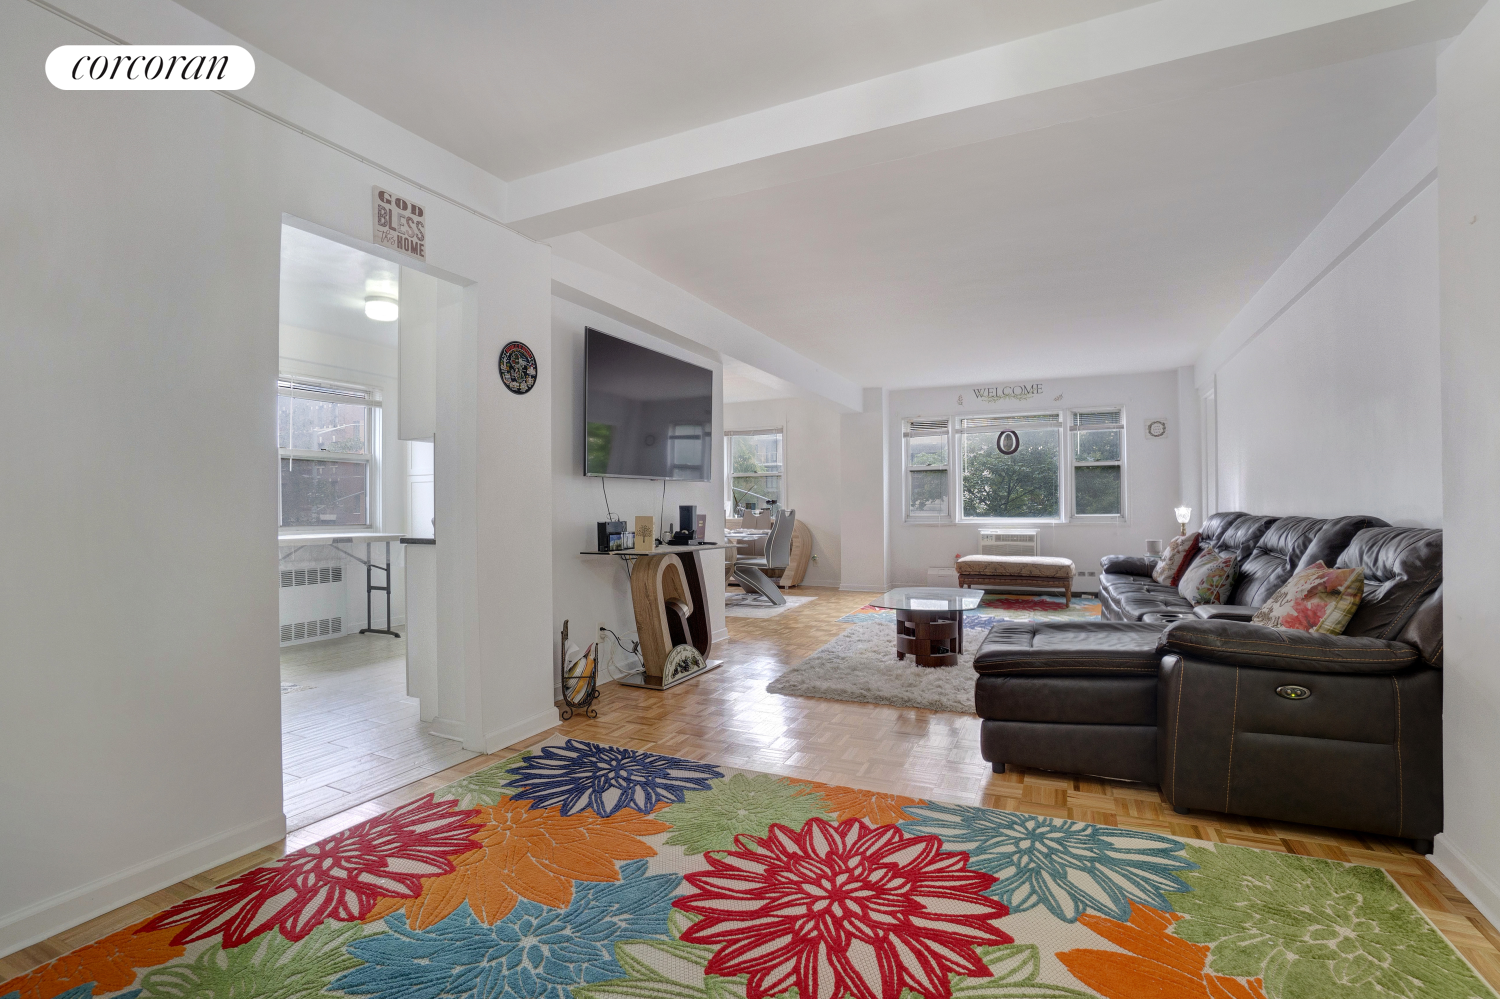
(894, 607), (964, 667)
(627, 549), (717, 688)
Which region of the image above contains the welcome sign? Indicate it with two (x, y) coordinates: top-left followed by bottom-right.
(971, 382), (1044, 403)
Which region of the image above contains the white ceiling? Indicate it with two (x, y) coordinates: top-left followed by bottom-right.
(586, 46), (1437, 388)
(194, 3), (1452, 396)
(279, 226), (401, 346)
(175, 0), (1151, 180)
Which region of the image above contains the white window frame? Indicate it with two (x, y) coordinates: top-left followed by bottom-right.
(903, 418), (951, 522)
(1069, 408), (1127, 521)
(900, 407), (1129, 525)
(277, 377), (381, 532)
(955, 412), (1065, 525)
(725, 428), (785, 515)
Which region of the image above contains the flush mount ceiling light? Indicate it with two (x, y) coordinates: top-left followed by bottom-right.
(364, 295), (399, 322)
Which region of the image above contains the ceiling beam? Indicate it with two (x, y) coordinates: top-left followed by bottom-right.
(504, 0), (1480, 239)
(549, 234), (865, 412)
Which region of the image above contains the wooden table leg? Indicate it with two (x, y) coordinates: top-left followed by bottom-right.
(894, 608), (960, 667)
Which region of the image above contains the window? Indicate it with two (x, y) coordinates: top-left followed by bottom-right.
(726, 430), (783, 514)
(277, 379), (379, 529)
(958, 413), (1062, 521)
(905, 419), (950, 518)
(668, 423), (706, 480)
(1071, 409), (1124, 517)
(901, 408), (1126, 524)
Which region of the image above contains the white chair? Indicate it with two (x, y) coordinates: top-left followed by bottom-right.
(732, 508), (795, 605)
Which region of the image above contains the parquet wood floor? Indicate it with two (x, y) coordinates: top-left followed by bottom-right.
(5, 586), (1497, 989)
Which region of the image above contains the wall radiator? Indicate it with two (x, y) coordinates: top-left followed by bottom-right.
(279, 561), (348, 645)
(978, 529), (1039, 557)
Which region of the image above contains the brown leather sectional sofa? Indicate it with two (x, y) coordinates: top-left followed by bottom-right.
(971, 512), (1445, 852)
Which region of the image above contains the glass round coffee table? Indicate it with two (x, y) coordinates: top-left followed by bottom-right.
(868, 587), (985, 667)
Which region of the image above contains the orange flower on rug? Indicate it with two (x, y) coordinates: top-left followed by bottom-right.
(788, 778), (920, 824)
(0, 921), (183, 999)
(365, 796), (670, 928)
(1057, 902), (1267, 999)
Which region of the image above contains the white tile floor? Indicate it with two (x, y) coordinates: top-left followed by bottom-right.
(279, 630), (477, 831)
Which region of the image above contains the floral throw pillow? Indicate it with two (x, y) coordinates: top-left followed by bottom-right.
(1151, 532), (1201, 585)
(1250, 561), (1366, 635)
(1176, 546), (1236, 605)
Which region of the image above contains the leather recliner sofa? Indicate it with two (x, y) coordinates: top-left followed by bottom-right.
(1098, 512), (1386, 622)
(972, 519), (1444, 851)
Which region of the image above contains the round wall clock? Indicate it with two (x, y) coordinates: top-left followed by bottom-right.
(498, 341), (537, 395)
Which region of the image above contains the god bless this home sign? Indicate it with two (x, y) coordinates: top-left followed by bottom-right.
(373, 187), (426, 260)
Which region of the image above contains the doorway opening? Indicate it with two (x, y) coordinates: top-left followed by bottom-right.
(276, 222), (468, 834)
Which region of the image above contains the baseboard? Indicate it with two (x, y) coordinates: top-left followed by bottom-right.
(712, 627), (729, 643)
(839, 582), (886, 593)
(427, 717), (466, 743)
(1432, 833), (1500, 930)
(0, 811), (287, 960)
(484, 707), (560, 755)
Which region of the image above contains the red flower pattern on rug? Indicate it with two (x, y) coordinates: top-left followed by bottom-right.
(675, 817), (1012, 999)
(139, 794), (482, 948)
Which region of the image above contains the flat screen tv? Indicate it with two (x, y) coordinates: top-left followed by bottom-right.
(584, 327), (712, 480)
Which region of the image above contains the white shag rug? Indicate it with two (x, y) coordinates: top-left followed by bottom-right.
(765, 621), (977, 713)
(724, 593), (818, 618)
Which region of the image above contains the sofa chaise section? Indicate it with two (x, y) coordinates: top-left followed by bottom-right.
(973, 622), (1166, 784)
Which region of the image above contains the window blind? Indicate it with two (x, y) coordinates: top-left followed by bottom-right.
(958, 413), (1062, 431)
(1071, 409), (1122, 429)
(277, 380), (382, 409)
(905, 418), (949, 436)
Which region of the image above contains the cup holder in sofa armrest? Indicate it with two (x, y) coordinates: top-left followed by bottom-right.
(1192, 604), (1259, 622)
(1141, 612), (1192, 624)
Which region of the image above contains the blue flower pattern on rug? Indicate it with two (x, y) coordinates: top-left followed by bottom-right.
(332, 860), (681, 999)
(899, 801), (1197, 922)
(504, 738), (723, 817)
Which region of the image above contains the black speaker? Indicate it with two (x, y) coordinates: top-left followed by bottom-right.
(596, 520), (627, 552)
(678, 505), (697, 536)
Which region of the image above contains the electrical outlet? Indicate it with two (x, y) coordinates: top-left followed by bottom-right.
(598, 623), (608, 648)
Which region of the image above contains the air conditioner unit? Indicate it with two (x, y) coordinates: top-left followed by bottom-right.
(979, 529), (1038, 556)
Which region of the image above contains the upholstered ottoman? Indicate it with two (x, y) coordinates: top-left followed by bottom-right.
(956, 555), (1075, 605)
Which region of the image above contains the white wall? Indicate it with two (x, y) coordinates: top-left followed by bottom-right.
(1434, 0), (1500, 928)
(550, 297), (727, 699)
(724, 397), (842, 586)
(887, 371), (1183, 589)
(1197, 103), (1441, 527)
(840, 389), (890, 591)
(0, 0), (552, 956)
(1215, 186), (1441, 524)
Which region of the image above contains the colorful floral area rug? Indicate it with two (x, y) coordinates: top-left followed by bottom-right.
(6, 737), (1493, 999)
(839, 593), (1102, 628)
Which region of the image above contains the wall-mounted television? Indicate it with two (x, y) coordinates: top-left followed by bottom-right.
(584, 327), (712, 480)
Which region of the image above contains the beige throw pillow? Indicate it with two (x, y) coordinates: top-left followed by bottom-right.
(1250, 561), (1365, 635)
(1152, 532), (1201, 585)
(1177, 546), (1237, 605)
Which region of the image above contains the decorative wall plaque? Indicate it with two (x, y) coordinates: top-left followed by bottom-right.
(1146, 418), (1169, 438)
(373, 187), (426, 260)
(498, 341), (537, 395)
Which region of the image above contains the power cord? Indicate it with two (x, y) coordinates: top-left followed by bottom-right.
(600, 476), (615, 520)
(598, 626), (642, 680)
